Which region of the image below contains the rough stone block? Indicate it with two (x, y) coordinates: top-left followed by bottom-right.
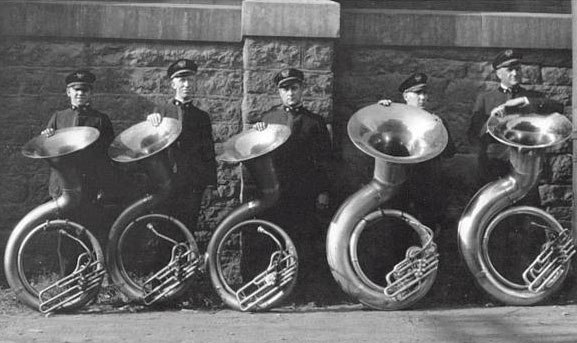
(539, 185), (572, 207)
(244, 38), (302, 69)
(0, 95), (69, 123)
(242, 94), (280, 124)
(0, 175), (28, 204)
(98, 67), (164, 95)
(212, 122), (243, 143)
(0, 40), (87, 67)
(522, 65), (542, 84)
(548, 154), (572, 184)
(546, 206), (572, 227)
(88, 43), (244, 69)
(542, 67), (572, 86)
(302, 42), (335, 70)
(244, 70), (277, 95)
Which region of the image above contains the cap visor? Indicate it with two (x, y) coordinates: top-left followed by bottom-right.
(67, 82), (91, 89)
(403, 84), (426, 93)
(495, 59), (520, 69)
(170, 70), (195, 79)
(278, 77), (302, 88)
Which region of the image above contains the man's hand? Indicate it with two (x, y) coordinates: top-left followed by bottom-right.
(147, 112), (163, 127)
(505, 97), (529, 108)
(253, 122), (267, 131)
(490, 97), (529, 117)
(490, 105), (506, 117)
(41, 128), (55, 137)
(378, 99), (392, 107)
(316, 192), (329, 211)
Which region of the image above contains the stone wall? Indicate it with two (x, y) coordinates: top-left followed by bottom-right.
(0, 37), (245, 261)
(332, 45), (573, 302)
(0, 0), (574, 305)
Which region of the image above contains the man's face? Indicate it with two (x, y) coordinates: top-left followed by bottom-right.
(67, 86), (91, 107)
(171, 75), (195, 101)
(496, 64), (522, 88)
(278, 82), (303, 107)
(403, 90), (428, 109)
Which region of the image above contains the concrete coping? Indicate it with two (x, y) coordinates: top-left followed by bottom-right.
(0, 1), (570, 49)
(341, 8), (571, 49)
(0, 0), (340, 41)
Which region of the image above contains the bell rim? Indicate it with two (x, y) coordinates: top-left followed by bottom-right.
(108, 117), (182, 163)
(21, 126), (101, 159)
(347, 103), (449, 164)
(218, 124), (291, 163)
(487, 113), (572, 150)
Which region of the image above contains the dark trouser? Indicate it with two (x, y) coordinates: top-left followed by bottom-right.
(167, 187), (204, 234)
(256, 193), (336, 303)
(406, 158), (449, 230)
(477, 152), (543, 281)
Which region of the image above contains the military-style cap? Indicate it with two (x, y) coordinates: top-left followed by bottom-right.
(492, 49), (522, 70)
(65, 70), (96, 88)
(273, 68), (304, 88)
(167, 59), (198, 79)
(398, 73), (428, 93)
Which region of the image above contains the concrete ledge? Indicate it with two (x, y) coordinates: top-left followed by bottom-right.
(341, 9), (571, 49)
(0, 1), (242, 42)
(242, 0), (340, 38)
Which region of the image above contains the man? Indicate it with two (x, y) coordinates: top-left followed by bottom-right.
(379, 73), (456, 231)
(42, 70), (121, 273)
(147, 59), (217, 233)
(42, 70), (117, 203)
(253, 68), (333, 304)
(467, 49), (563, 185)
(467, 50), (563, 278)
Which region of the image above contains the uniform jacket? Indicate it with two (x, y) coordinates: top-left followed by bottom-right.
(162, 100), (217, 192)
(261, 104), (332, 199)
(46, 106), (115, 199)
(467, 85), (563, 161)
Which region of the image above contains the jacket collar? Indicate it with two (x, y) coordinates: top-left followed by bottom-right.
(71, 103), (91, 112)
(498, 84), (522, 94)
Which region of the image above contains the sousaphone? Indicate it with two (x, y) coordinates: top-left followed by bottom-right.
(207, 124), (298, 311)
(326, 103), (448, 310)
(106, 118), (202, 305)
(4, 127), (105, 313)
(458, 112), (575, 305)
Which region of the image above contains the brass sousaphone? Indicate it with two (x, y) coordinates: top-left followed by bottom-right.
(207, 124), (298, 311)
(4, 127), (106, 313)
(458, 112), (575, 305)
(326, 103), (448, 310)
(106, 118), (202, 305)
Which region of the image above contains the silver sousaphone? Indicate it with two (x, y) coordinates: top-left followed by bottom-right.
(207, 124), (298, 312)
(106, 118), (202, 306)
(4, 127), (106, 313)
(326, 103), (448, 310)
(459, 112), (574, 305)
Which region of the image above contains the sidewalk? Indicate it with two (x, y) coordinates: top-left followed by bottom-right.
(1, 302), (576, 343)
